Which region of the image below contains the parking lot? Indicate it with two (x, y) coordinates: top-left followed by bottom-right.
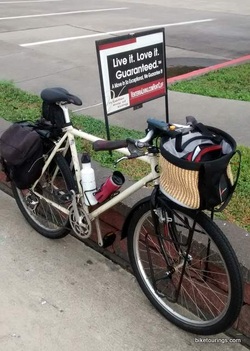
(0, 0), (250, 129)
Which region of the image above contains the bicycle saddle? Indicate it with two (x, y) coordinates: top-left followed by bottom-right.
(41, 87), (82, 106)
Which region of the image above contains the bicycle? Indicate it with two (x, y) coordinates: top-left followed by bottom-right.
(11, 87), (243, 336)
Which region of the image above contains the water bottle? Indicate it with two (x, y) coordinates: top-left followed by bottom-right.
(80, 153), (98, 206)
(95, 171), (125, 203)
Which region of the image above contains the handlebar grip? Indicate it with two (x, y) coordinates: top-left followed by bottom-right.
(93, 139), (128, 151)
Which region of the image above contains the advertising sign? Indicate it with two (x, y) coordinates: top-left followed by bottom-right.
(96, 28), (167, 116)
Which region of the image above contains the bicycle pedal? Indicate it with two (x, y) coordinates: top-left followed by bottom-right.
(102, 232), (116, 248)
(57, 191), (72, 203)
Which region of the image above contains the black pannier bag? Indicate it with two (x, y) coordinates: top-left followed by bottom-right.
(0, 122), (44, 189)
(159, 122), (240, 211)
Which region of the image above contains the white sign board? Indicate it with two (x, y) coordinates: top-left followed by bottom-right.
(96, 28), (167, 116)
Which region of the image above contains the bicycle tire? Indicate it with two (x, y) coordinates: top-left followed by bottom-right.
(12, 153), (76, 239)
(127, 198), (243, 335)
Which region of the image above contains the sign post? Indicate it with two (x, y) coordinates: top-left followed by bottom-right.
(96, 28), (168, 140)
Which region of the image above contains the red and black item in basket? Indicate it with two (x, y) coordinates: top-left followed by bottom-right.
(159, 121), (241, 211)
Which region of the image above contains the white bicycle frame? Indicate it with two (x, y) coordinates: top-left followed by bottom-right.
(31, 104), (160, 246)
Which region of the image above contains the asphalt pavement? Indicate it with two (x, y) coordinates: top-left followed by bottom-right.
(0, 0), (249, 146)
(84, 90), (250, 147)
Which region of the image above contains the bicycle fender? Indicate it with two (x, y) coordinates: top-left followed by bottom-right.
(121, 196), (151, 240)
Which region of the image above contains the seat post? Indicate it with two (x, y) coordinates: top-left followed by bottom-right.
(59, 104), (71, 124)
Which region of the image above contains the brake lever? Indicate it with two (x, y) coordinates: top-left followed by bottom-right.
(114, 156), (128, 167)
(127, 139), (147, 156)
(114, 153), (144, 167)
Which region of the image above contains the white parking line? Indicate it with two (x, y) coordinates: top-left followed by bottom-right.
(0, 7), (128, 20)
(0, 0), (62, 3)
(20, 19), (214, 47)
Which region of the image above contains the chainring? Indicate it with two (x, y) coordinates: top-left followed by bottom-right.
(69, 205), (92, 239)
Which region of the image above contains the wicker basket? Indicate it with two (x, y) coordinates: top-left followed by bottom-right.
(159, 155), (200, 209)
(159, 124), (238, 211)
(160, 155), (235, 210)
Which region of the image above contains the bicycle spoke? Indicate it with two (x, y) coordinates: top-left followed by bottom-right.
(130, 205), (236, 330)
(15, 158), (72, 233)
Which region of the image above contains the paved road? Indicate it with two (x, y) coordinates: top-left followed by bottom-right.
(0, 0), (249, 145)
(0, 0), (249, 99)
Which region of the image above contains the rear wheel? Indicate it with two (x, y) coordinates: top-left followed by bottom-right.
(127, 199), (243, 335)
(12, 153), (76, 239)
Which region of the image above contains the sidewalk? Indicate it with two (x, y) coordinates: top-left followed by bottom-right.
(83, 57), (250, 148)
(0, 91), (250, 348)
(0, 190), (248, 351)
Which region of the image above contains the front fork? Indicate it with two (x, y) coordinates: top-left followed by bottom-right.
(150, 187), (178, 275)
(149, 187), (198, 301)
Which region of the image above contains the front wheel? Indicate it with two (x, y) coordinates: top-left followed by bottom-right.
(127, 199), (243, 335)
(12, 153), (76, 239)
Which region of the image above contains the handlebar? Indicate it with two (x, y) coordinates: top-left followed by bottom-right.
(92, 132), (154, 153)
(93, 139), (128, 151)
(92, 118), (193, 153)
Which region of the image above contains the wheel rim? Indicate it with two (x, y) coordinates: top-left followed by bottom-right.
(16, 171), (71, 233)
(133, 209), (232, 327)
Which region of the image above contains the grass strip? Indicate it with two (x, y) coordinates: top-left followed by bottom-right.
(0, 81), (249, 231)
(169, 63), (250, 102)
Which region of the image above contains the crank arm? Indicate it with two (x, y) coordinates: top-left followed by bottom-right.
(70, 190), (81, 222)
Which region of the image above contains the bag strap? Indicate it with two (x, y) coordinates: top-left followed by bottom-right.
(175, 122), (223, 152)
(195, 123), (223, 143)
(214, 150), (241, 212)
(15, 120), (35, 128)
(177, 135), (217, 152)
